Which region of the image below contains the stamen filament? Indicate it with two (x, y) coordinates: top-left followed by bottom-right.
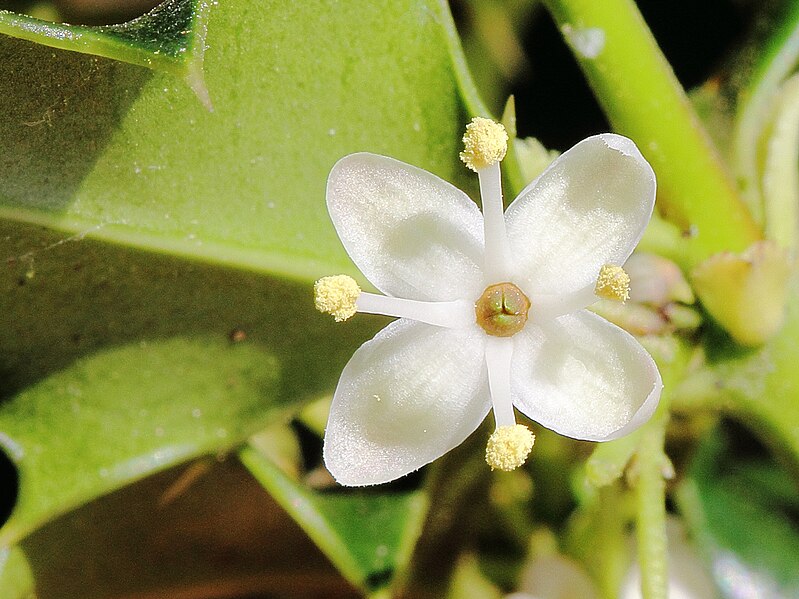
(478, 162), (513, 281)
(485, 336), (515, 428)
(356, 293), (474, 329)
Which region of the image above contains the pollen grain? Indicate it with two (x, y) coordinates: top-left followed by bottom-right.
(595, 264), (631, 302)
(460, 117), (508, 171)
(314, 275), (361, 322)
(485, 424), (535, 471)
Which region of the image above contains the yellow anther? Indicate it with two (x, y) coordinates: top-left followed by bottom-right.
(314, 275), (361, 322)
(485, 424), (535, 471)
(459, 117), (508, 171)
(595, 264), (631, 302)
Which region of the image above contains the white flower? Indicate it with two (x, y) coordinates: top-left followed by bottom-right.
(317, 118), (662, 486)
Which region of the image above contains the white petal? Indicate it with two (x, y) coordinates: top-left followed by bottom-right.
(327, 153), (485, 302)
(511, 310), (661, 441)
(324, 319), (490, 486)
(505, 134), (655, 304)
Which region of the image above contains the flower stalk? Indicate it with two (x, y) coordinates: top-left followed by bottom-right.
(634, 420), (669, 599)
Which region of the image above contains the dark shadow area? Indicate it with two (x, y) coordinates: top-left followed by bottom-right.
(510, 0), (751, 150)
(512, 8), (609, 151)
(636, 0), (754, 90)
(0, 35), (151, 211)
(2, 0), (160, 25)
(21, 456), (360, 598)
(691, 418), (799, 520)
(0, 449), (18, 528)
(722, 418), (771, 463)
(56, 0), (161, 25)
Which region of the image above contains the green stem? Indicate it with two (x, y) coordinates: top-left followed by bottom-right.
(634, 422), (669, 599)
(541, 0), (761, 266)
(638, 213), (692, 270)
(628, 338), (689, 599)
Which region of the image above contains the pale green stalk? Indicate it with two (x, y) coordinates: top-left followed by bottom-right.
(637, 212), (692, 268)
(762, 73), (799, 250)
(630, 339), (687, 599)
(541, 0), (761, 266)
(634, 421), (669, 599)
(733, 0), (799, 224)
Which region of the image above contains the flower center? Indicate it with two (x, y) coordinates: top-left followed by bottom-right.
(475, 282), (530, 337)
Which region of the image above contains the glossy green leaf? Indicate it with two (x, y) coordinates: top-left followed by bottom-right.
(0, 0), (473, 548)
(0, 220), (376, 402)
(678, 424), (799, 598)
(0, 0), (211, 84)
(0, 220), (382, 544)
(240, 444), (427, 595)
(0, 0), (472, 283)
(0, 335), (283, 546)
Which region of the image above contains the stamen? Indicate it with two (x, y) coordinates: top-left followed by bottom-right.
(459, 118), (513, 280)
(459, 117), (508, 172)
(314, 275), (361, 321)
(485, 336), (515, 427)
(485, 424), (535, 471)
(479, 162), (514, 280)
(356, 293), (475, 329)
(595, 264), (631, 302)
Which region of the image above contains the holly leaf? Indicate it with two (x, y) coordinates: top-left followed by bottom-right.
(0, 0), (212, 101)
(0, 0), (473, 550)
(240, 444), (427, 596)
(0, 0), (470, 282)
